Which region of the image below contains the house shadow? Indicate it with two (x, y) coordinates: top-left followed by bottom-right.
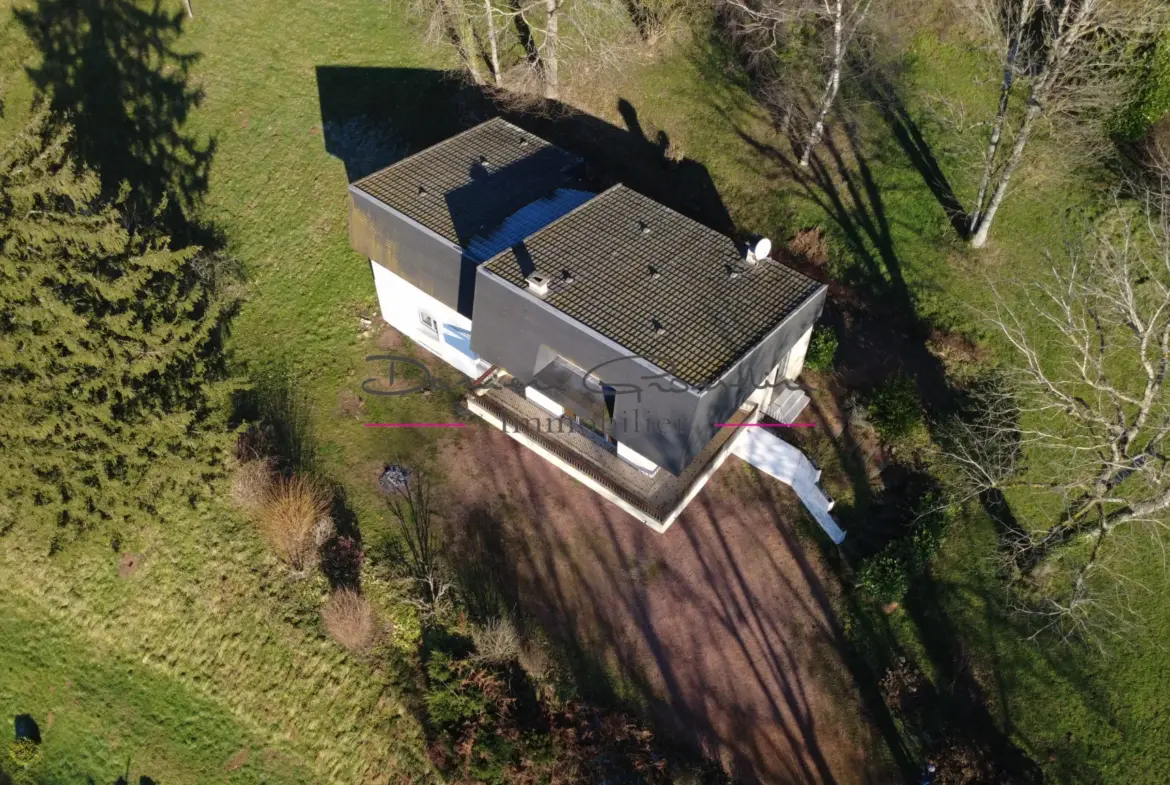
(314, 66), (735, 237)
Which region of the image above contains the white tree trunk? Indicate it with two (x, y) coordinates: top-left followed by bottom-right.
(799, 0), (843, 168)
(542, 0), (560, 99)
(969, 37), (1018, 235)
(970, 101), (1041, 248)
(182, 0), (193, 18)
(442, 0), (484, 85)
(484, 0), (502, 86)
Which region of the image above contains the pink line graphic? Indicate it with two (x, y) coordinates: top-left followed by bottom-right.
(715, 422), (816, 428)
(364, 423), (468, 428)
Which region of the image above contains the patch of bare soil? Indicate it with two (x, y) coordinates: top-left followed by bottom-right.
(225, 747), (250, 772)
(117, 552), (142, 579)
(439, 424), (892, 785)
(336, 389), (365, 419)
(374, 321), (405, 351)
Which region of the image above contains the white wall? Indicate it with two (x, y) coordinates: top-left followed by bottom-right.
(524, 386), (565, 417)
(617, 441), (659, 475)
(371, 261), (490, 378)
(782, 325), (814, 381)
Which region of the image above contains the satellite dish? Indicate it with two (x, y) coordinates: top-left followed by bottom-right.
(753, 237), (772, 259)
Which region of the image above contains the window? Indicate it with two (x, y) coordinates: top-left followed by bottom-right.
(418, 311), (439, 339)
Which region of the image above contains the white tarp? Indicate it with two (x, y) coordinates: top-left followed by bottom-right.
(732, 429), (847, 544)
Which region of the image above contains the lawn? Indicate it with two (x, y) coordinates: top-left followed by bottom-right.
(0, 0), (1167, 782)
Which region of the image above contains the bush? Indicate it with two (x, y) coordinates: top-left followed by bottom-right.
(256, 474), (330, 572)
(320, 535), (364, 588)
(230, 458), (274, 513)
(322, 588), (376, 651)
(471, 617), (522, 665)
(855, 550), (910, 606)
(866, 373), (923, 442)
(8, 739), (42, 769)
(425, 650), (517, 784)
(856, 494), (955, 605)
(804, 325), (839, 372)
(1111, 32), (1170, 142)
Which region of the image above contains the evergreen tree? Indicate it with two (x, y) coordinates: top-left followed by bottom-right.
(0, 105), (234, 538)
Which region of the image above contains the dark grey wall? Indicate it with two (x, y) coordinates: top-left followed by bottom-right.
(471, 268), (827, 475)
(349, 188), (477, 315)
(690, 287), (826, 450)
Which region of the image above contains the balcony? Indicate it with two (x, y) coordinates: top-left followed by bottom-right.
(467, 383), (755, 526)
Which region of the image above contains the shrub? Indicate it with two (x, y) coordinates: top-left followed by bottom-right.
(855, 550), (910, 605)
(257, 474), (330, 572)
(471, 617), (522, 665)
(1110, 32), (1170, 142)
(320, 535), (364, 588)
(804, 325), (839, 372)
(230, 458), (274, 514)
(866, 373), (923, 442)
(322, 588), (376, 651)
(425, 650), (517, 783)
(856, 494), (955, 605)
(8, 739), (42, 769)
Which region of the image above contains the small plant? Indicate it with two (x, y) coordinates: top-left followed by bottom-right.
(257, 474), (330, 572)
(471, 616), (522, 665)
(856, 494), (955, 605)
(424, 650), (518, 784)
(866, 373), (923, 442)
(804, 325), (839, 372)
(1109, 32), (1170, 142)
(8, 738), (42, 769)
(855, 550), (910, 606)
(230, 458), (275, 514)
(320, 535), (364, 588)
(322, 588), (376, 651)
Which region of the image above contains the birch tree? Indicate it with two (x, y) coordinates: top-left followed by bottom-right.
(964, 0), (1168, 248)
(722, 0), (874, 166)
(483, 0), (503, 86)
(940, 160), (1170, 637)
(410, 0), (640, 97)
(410, 0), (487, 85)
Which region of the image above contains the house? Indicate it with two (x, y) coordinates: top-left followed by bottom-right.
(349, 118), (828, 532)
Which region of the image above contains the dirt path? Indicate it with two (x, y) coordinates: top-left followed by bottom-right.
(439, 424), (891, 785)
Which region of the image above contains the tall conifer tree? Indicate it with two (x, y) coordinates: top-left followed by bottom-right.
(0, 105), (233, 536)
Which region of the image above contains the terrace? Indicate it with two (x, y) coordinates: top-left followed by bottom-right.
(467, 379), (755, 525)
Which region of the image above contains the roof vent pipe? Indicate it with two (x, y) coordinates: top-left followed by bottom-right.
(745, 237), (772, 266)
(525, 271), (552, 297)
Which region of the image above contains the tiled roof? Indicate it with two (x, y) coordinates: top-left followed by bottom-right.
(483, 186), (823, 388)
(351, 117), (581, 246)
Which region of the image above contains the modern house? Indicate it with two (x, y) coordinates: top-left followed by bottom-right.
(349, 118), (830, 533)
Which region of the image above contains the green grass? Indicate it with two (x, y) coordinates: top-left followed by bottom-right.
(763, 29), (1170, 785)
(1, 0), (1168, 781)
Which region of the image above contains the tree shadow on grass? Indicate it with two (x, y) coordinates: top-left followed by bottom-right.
(231, 367), (317, 475)
(857, 64), (969, 240)
(701, 63), (1080, 775)
(17, 0), (215, 246)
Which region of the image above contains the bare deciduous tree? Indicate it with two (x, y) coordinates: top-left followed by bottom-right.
(722, 0), (874, 166)
(963, 0), (1168, 248)
(386, 470), (453, 620)
(941, 159), (1170, 638)
(484, 0), (504, 85)
(410, 0), (653, 97)
(410, 0), (488, 85)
